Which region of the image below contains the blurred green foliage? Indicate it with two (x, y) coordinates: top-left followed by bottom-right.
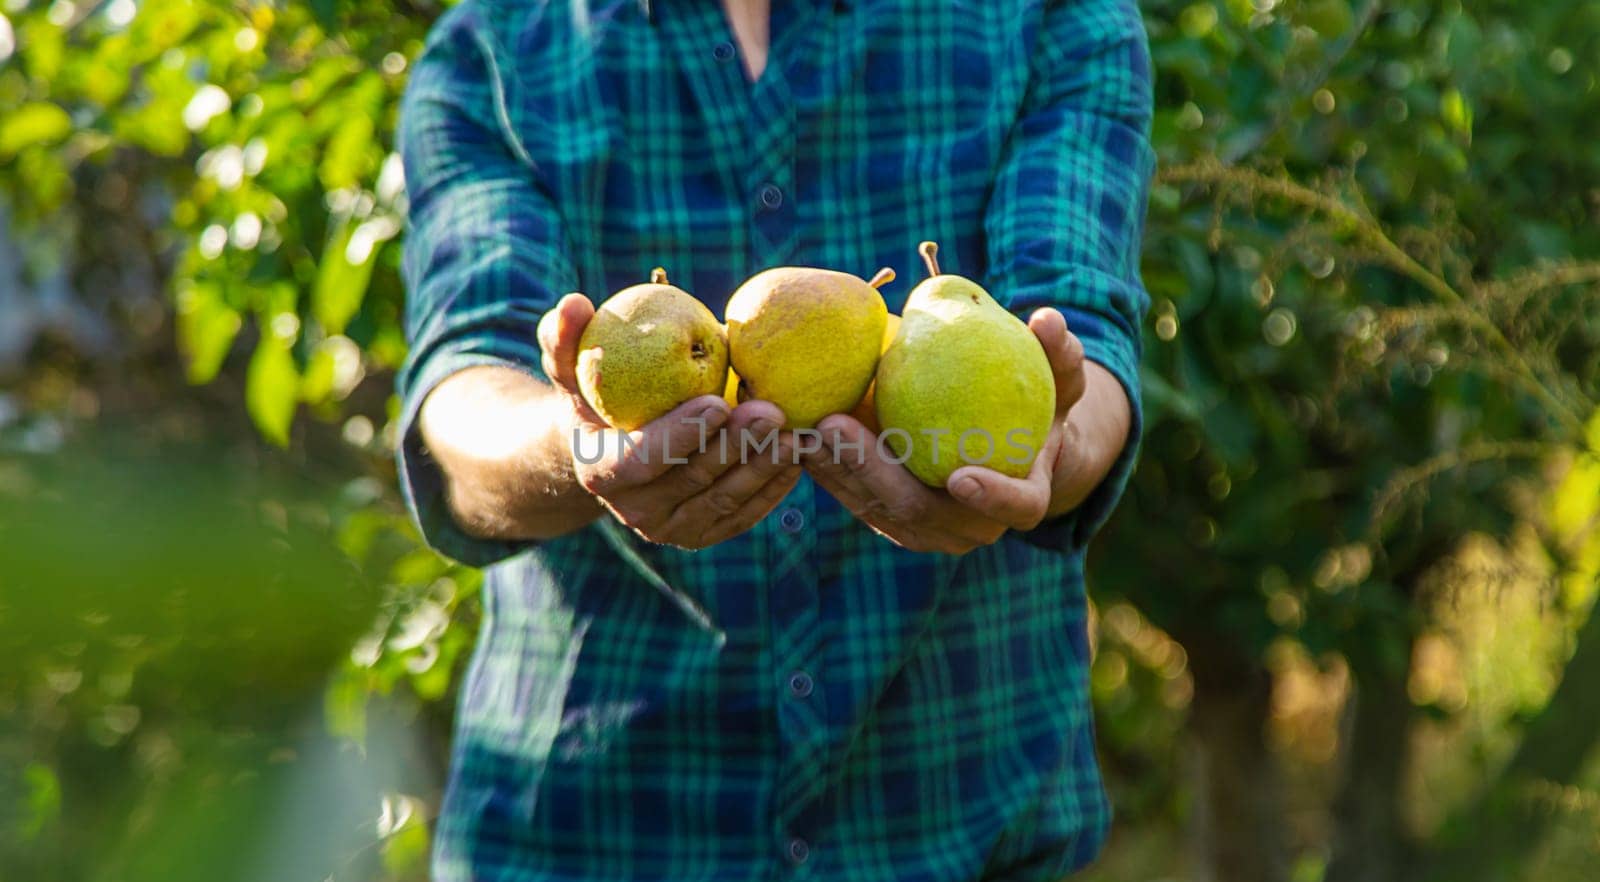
(1, 1), (1598, 881)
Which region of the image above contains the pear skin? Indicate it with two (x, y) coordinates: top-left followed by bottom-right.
(847, 312), (900, 430)
(874, 242), (1055, 487)
(576, 268), (729, 431)
(725, 266), (892, 429)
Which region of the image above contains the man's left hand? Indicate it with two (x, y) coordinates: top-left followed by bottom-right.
(803, 307), (1126, 555)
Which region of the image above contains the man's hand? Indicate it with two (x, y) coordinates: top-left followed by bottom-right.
(537, 293), (802, 550)
(805, 414), (1066, 554)
(803, 307), (1129, 554)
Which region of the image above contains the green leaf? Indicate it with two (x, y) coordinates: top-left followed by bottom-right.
(20, 762), (61, 840)
(1302, 0), (1353, 38)
(300, 342), (337, 405)
(176, 284), (243, 384)
(1441, 88), (1473, 141)
(0, 103), (72, 159)
(318, 113), (376, 192)
(324, 668), (368, 746)
(380, 801), (432, 876)
(314, 217), (391, 335)
(245, 334), (299, 447)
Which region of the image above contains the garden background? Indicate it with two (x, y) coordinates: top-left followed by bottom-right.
(2, 1), (1599, 880)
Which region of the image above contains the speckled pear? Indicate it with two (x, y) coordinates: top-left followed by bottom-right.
(874, 242), (1056, 486)
(725, 266), (893, 429)
(576, 268), (729, 431)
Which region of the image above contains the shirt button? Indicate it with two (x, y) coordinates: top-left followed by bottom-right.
(758, 182), (784, 211)
(788, 671), (814, 698)
(779, 507), (804, 532)
(712, 41), (736, 62)
(786, 836), (810, 865)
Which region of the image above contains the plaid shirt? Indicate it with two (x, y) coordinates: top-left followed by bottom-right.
(396, 1), (1154, 879)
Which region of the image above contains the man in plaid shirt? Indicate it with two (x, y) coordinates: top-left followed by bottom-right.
(397, 0), (1154, 878)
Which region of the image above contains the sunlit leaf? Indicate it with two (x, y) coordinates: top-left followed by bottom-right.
(245, 334), (299, 447)
(379, 796), (431, 876)
(20, 763), (61, 840)
(176, 283), (243, 384)
(313, 217), (392, 335)
(0, 102), (71, 158)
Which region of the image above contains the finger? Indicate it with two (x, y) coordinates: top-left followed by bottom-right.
(538, 294), (612, 434)
(639, 400), (788, 505)
(946, 427), (1064, 531)
(538, 293), (595, 395)
(661, 431), (798, 531)
(1028, 308), (1087, 414)
(809, 465), (930, 550)
(691, 465), (804, 548)
(801, 422), (872, 499)
(581, 395), (730, 494)
(813, 414), (937, 525)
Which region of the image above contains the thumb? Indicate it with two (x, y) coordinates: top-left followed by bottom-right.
(1028, 308), (1086, 416)
(537, 293), (607, 429)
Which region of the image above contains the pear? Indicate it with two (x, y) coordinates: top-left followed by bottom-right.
(846, 312), (900, 429)
(722, 349), (743, 408)
(725, 266), (894, 429)
(576, 268), (729, 431)
(875, 242), (1056, 486)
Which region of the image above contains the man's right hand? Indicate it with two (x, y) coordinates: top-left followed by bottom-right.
(536, 293), (802, 550)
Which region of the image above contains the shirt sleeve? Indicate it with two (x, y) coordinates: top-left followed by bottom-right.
(983, 0), (1157, 553)
(395, 6), (580, 567)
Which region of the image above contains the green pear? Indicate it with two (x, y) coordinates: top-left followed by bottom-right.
(576, 268), (729, 431)
(875, 242), (1056, 487)
(725, 266), (893, 429)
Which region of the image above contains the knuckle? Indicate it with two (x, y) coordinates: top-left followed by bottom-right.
(886, 497), (926, 522)
(678, 463), (718, 492)
(705, 492), (742, 517)
(835, 448), (870, 476)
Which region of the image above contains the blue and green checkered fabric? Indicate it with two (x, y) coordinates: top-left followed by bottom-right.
(396, 0), (1155, 879)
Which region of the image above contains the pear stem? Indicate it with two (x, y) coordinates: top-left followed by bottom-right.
(918, 241), (941, 277)
(867, 267), (895, 289)
(650, 267), (668, 284)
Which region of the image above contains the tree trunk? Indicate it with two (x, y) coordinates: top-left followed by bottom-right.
(1323, 643), (1417, 882)
(1186, 646), (1290, 882)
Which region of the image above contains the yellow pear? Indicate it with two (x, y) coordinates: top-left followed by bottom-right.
(576, 268), (729, 431)
(847, 312), (900, 429)
(724, 266), (893, 429)
(875, 242), (1055, 486)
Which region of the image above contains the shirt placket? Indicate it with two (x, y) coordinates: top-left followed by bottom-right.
(744, 22), (827, 881)
(655, 1), (826, 874)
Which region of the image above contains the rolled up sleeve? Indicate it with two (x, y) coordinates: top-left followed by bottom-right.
(983, 0), (1156, 552)
(395, 8), (579, 566)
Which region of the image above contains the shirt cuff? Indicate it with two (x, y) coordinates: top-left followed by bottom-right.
(394, 335), (549, 568)
(1009, 267), (1145, 553)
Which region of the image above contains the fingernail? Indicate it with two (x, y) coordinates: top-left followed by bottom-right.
(698, 403), (729, 425)
(952, 476), (982, 500)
